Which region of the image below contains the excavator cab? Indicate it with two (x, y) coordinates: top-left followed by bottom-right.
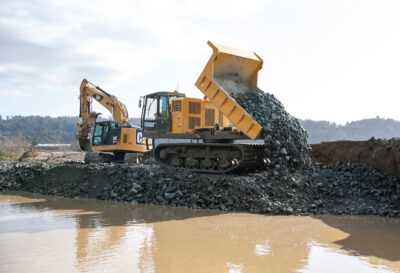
(140, 91), (185, 134)
(92, 121), (121, 146)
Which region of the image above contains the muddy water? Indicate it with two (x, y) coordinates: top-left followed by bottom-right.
(1, 192), (400, 273)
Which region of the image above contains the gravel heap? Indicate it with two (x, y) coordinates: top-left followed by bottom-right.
(215, 75), (310, 171)
(232, 90), (311, 170)
(1, 161), (399, 217)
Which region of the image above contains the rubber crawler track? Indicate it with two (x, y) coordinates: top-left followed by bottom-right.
(154, 143), (267, 174)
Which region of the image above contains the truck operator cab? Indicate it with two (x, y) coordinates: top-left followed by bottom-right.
(139, 91), (186, 134)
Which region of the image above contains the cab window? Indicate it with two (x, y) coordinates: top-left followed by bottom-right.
(94, 125), (103, 136)
(159, 96), (169, 117)
(111, 122), (119, 129)
(145, 97), (157, 120)
(93, 124), (103, 145)
(93, 123), (109, 145)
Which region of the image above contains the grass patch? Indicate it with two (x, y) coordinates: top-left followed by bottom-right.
(0, 152), (18, 161)
(0, 140), (29, 161)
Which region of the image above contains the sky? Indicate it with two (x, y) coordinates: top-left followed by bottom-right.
(0, 0), (399, 124)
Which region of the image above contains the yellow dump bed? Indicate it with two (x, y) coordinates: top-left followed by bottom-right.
(195, 41), (264, 140)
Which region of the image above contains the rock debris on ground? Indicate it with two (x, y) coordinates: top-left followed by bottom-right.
(0, 161), (399, 217)
(1, 84), (398, 217)
(215, 75), (310, 171)
(232, 90), (311, 170)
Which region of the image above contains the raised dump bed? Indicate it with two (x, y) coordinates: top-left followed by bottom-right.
(195, 41), (264, 140)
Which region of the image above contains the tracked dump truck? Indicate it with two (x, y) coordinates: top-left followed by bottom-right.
(139, 41), (268, 173)
(76, 79), (152, 163)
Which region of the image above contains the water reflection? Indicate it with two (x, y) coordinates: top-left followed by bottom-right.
(0, 192), (400, 273)
(315, 215), (400, 262)
(300, 242), (395, 273)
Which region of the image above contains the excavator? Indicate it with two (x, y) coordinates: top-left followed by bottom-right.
(76, 79), (152, 163)
(139, 41), (267, 173)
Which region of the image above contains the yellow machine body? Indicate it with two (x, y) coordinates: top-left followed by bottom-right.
(91, 127), (150, 153)
(169, 97), (230, 134)
(195, 41), (264, 140)
(141, 42), (269, 172)
(77, 79), (152, 157)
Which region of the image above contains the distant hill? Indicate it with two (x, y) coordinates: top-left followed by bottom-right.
(0, 115), (399, 144)
(0, 115), (141, 144)
(0, 116), (80, 144)
(300, 117), (400, 144)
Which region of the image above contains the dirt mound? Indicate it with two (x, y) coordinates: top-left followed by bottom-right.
(310, 138), (400, 180)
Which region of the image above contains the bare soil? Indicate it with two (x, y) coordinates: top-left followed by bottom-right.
(310, 138), (400, 179)
(18, 148), (85, 163)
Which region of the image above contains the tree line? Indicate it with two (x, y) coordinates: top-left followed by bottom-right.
(302, 117), (400, 143)
(0, 115), (399, 144)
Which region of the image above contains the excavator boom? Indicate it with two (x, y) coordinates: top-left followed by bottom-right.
(76, 79), (129, 151)
(79, 79), (129, 125)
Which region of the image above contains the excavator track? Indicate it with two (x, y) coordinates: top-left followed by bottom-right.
(154, 143), (268, 174)
(84, 151), (151, 164)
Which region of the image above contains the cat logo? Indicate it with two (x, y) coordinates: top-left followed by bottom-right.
(93, 94), (103, 102)
(136, 131), (145, 145)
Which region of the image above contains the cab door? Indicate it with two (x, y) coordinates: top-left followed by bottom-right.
(109, 122), (121, 145)
(142, 95), (171, 133)
(156, 95), (170, 132)
(142, 96), (157, 131)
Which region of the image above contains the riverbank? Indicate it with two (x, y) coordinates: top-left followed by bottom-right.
(0, 161), (399, 217)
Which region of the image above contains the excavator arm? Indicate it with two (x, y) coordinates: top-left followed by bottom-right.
(76, 79), (129, 151)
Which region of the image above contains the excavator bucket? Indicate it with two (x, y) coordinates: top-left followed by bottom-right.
(87, 112), (101, 127)
(75, 112), (101, 151)
(195, 41), (264, 140)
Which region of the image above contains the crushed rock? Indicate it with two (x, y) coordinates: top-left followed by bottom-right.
(0, 161), (399, 217)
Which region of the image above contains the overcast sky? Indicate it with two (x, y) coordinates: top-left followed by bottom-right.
(0, 0), (399, 124)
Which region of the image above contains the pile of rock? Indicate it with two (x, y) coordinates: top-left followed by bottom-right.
(305, 162), (400, 216)
(0, 161), (399, 217)
(232, 90), (311, 171)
